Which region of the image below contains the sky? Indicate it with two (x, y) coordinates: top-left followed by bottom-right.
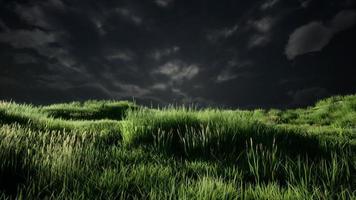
(0, 0), (355, 108)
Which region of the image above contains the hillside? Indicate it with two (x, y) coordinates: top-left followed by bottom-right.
(0, 95), (355, 199)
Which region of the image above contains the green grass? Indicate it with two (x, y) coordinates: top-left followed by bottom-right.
(42, 100), (137, 120)
(0, 95), (355, 199)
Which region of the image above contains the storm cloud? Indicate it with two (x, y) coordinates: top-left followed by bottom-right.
(285, 9), (356, 60)
(0, 0), (355, 108)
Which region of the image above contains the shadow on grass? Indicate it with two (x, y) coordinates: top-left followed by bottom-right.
(124, 117), (347, 161)
(0, 145), (35, 197)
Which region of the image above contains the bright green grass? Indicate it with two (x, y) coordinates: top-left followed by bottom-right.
(261, 95), (356, 128)
(0, 95), (355, 199)
(42, 100), (137, 120)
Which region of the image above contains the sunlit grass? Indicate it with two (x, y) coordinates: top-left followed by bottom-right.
(0, 95), (355, 199)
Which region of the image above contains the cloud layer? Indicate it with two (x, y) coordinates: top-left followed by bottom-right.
(0, 0), (355, 108)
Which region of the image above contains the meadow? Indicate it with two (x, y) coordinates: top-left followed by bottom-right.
(0, 95), (355, 199)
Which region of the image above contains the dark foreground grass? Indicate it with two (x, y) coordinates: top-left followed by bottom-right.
(0, 95), (355, 199)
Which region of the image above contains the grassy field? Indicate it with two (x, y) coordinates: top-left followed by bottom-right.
(0, 95), (355, 199)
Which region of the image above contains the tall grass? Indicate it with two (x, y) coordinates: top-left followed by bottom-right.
(0, 95), (355, 199)
(122, 107), (350, 160)
(1, 123), (353, 199)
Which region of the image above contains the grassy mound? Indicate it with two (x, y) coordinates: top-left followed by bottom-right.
(262, 95), (356, 128)
(42, 100), (137, 120)
(0, 95), (355, 199)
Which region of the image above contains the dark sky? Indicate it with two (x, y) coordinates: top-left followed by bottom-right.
(0, 0), (355, 108)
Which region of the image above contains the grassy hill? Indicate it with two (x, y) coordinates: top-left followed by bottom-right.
(0, 95), (355, 199)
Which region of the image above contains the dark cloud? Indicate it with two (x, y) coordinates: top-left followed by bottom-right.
(206, 24), (239, 43)
(154, 0), (174, 8)
(150, 46), (180, 61)
(300, 0), (311, 8)
(246, 16), (277, 48)
(285, 9), (356, 60)
(153, 60), (199, 82)
(215, 59), (253, 83)
(288, 87), (329, 107)
(0, 0), (355, 108)
(260, 0), (280, 10)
